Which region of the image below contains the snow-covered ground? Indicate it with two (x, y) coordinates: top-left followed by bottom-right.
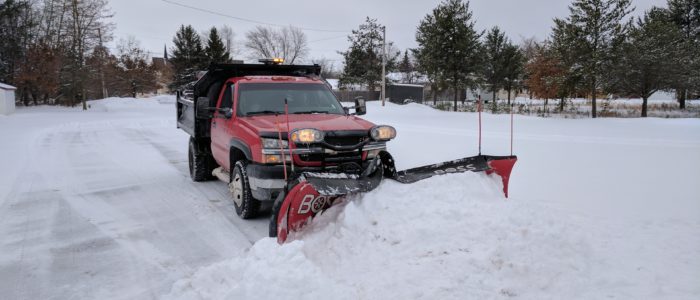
(427, 92), (700, 118)
(1, 96), (698, 299)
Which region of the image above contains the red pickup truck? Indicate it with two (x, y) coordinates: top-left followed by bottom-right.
(177, 62), (396, 219)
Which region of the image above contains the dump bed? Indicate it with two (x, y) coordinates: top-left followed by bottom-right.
(176, 63), (322, 139)
(176, 88), (198, 137)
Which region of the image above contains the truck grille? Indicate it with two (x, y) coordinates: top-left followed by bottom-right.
(324, 135), (367, 147)
(299, 151), (362, 163)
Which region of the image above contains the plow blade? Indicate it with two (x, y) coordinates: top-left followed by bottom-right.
(271, 155), (516, 243)
(392, 155), (517, 197)
(270, 158), (384, 243)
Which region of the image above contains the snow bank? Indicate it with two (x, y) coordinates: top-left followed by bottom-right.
(87, 96), (172, 112)
(165, 170), (699, 299)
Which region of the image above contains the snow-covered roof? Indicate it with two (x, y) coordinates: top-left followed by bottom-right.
(0, 82), (17, 90)
(389, 83), (424, 88)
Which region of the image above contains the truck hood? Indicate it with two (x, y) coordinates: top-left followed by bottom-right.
(241, 114), (376, 133)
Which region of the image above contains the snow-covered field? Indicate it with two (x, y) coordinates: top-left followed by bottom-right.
(1, 96), (698, 299)
(428, 93), (700, 118)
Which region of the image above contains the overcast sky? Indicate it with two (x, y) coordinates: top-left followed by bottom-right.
(108, 0), (668, 65)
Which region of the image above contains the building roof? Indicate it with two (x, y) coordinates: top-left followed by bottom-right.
(389, 83), (424, 88)
(0, 82), (17, 90)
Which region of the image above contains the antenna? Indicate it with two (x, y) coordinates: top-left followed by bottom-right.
(478, 95), (482, 156)
(275, 119), (288, 181)
(510, 103), (514, 156)
(284, 98), (295, 174)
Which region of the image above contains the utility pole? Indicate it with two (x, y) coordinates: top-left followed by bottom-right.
(381, 25), (386, 106)
(98, 27), (107, 99)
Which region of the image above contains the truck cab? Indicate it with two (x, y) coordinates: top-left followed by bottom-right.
(177, 62), (396, 219)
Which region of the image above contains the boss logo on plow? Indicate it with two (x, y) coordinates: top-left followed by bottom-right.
(433, 164), (476, 175)
(298, 194), (331, 214)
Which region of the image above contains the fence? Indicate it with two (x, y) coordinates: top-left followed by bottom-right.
(333, 90), (381, 102)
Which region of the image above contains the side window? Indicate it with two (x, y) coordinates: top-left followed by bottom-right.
(220, 83), (233, 109)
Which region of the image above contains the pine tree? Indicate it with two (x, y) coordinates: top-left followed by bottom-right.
(483, 27), (508, 107)
(170, 25), (207, 89)
(667, 0), (700, 108)
(502, 44), (525, 105)
(551, 19), (585, 111)
(556, 0), (633, 118)
(339, 18), (398, 92)
(398, 50), (414, 83)
(415, 0), (482, 111)
(612, 8), (684, 117)
(205, 27), (230, 64)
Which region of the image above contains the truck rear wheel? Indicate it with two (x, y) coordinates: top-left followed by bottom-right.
(230, 160), (260, 219)
(188, 138), (215, 182)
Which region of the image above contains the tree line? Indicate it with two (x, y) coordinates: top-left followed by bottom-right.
(2, 0), (697, 118)
(0, 0), (165, 109)
(338, 0), (699, 117)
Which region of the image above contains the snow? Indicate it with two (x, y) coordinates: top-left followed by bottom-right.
(0, 82), (17, 90)
(1, 96), (699, 299)
(325, 78), (339, 90)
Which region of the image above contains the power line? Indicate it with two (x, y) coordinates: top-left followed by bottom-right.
(160, 0), (350, 33)
(308, 35), (348, 43)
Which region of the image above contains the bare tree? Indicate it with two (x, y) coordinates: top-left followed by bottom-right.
(244, 25), (308, 64)
(219, 24), (240, 58)
(310, 57), (338, 78)
(65, 0), (113, 108)
(112, 37), (158, 97)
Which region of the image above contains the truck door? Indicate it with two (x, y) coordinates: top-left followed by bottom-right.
(211, 83), (234, 170)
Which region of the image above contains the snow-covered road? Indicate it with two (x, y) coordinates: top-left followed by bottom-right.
(1, 96), (699, 299)
(0, 97), (268, 299)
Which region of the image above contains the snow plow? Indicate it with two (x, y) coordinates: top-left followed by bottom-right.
(175, 60), (516, 244)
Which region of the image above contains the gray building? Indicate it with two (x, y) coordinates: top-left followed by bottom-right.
(0, 83), (16, 115)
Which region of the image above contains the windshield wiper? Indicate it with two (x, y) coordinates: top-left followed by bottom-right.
(246, 110), (283, 116)
(293, 110), (330, 114)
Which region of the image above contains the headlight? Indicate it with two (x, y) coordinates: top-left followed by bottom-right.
(261, 138), (288, 149)
(370, 125), (396, 141)
(290, 128), (324, 144)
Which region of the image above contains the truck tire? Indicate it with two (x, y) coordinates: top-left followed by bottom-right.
(230, 160), (260, 219)
(188, 138), (215, 182)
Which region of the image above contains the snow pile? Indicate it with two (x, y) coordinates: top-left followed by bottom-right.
(165, 170), (698, 299)
(87, 96), (172, 112)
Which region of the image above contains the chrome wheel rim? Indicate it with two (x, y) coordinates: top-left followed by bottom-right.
(230, 172), (243, 207)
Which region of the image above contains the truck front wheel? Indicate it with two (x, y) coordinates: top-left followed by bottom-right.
(230, 160), (260, 219)
(188, 138), (215, 182)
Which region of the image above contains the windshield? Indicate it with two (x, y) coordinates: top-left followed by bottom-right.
(237, 83), (345, 116)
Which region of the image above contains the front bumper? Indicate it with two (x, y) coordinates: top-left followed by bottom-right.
(247, 164), (353, 201)
(247, 143), (386, 201)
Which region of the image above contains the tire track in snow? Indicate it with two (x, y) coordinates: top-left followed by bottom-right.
(1, 117), (267, 299)
(128, 126), (269, 244)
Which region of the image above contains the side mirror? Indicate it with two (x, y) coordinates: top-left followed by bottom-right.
(354, 97), (367, 116)
(223, 108), (233, 119)
(196, 97), (212, 119)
